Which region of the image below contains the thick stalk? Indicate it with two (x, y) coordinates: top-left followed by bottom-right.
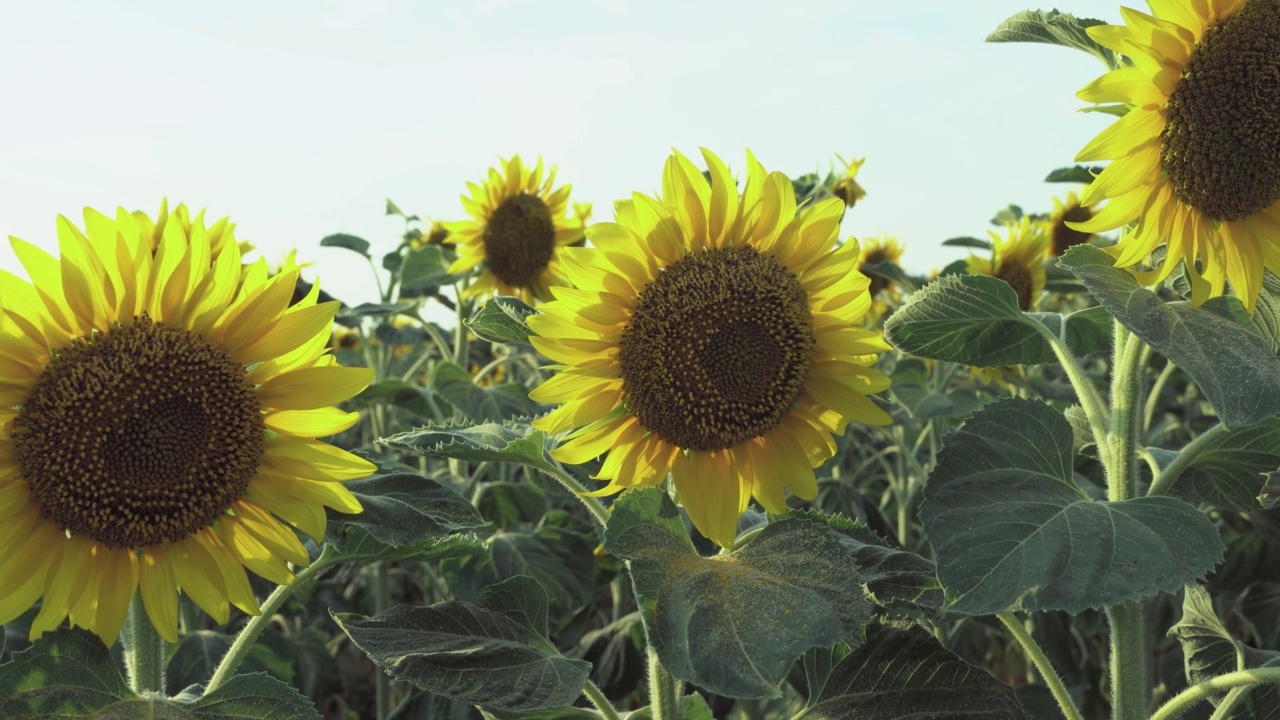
(1149, 668), (1280, 720)
(997, 613), (1084, 720)
(1105, 324), (1149, 720)
(1147, 423), (1231, 498)
(204, 546), (336, 695)
(647, 644), (682, 720)
(123, 591), (166, 695)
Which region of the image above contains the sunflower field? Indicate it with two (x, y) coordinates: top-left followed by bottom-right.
(2, 2), (1280, 719)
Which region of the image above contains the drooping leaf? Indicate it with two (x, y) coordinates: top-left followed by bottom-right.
(1060, 245), (1280, 426)
(986, 9), (1118, 68)
(320, 233), (372, 259)
(796, 625), (1025, 719)
(332, 471), (487, 547)
(885, 274), (1102, 366)
(433, 362), (538, 422)
(603, 489), (872, 699)
(1169, 585), (1280, 720)
(923, 398), (1223, 614)
(1158, 420), (1280, 513)
(942, 236), (993, 250)
(467, 296), (537, 345)
(380, 418), (548, 466)
(332, 585), (591, 712)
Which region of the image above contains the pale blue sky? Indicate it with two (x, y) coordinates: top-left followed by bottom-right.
(0, 0), (1123, 307)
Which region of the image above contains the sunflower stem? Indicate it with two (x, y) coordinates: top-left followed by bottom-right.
(1105, 324), (1149, 720)
(1147, 422), (1231, 498)
(582, 678), (621, 720)
(123, 590), (166, 696)
(1033, 322), (1110, 453)
(203, 545), (336, 697)
(647, 643), (682, 720)
(998, 612), (1084, 720)
(1149, 668), (1280, 720)
(536, 460), (611, 530)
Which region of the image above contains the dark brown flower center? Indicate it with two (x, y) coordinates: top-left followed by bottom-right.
(618, 246), (815, 452)
(483, 194), (556, 287)
(12, 317), (265, 548)
(1050, 203), (1095, 257)
(996, 258), (1037, 312)
(1162, 0), (1280, 221)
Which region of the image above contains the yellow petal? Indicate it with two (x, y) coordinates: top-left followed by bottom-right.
(257, 366), (375, 410)
(139, 546), (180, 643)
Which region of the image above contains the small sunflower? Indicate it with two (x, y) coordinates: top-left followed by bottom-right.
(967, 217), (1050, 311)
(858, 235), (906, 299)
(1071, 0), (1280, 311)
(528, 149), (892, 547)
(1045, 190), (1098, 257)
(0, 206), (374, 644)
(830, 153), (868, 209)
(445, 156), (584, 303)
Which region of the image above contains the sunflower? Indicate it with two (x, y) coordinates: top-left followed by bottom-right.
(134, 198), (252, 260)
(830, 153), (868, 209)
(527, 149), (892, 547)
(0, 206), (374, 645)
(1045, 190), (1098, 257)
(858, 236), (906, 299)
(1071, 0), (1280, 311)
(445, 156), (585, 303)
(967, 217), (1050, 312)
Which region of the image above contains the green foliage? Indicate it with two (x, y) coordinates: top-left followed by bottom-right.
(0, 629), (318, 719)
(332, 577), (592, 712)
(604, 488), (873, 698)
(923, 398), (1223, 614)
(433, 361), (538, 421)
(985, 9), (1118, 69)
(1169, 586), (1280, 719)
(380, 418), (548, 466)
(320, 232), (372, 259)
(1062, 245), (1280, 425)
(795, 626), (1025, 719)
(467, 296), (537, 345)
(335, 470), (488, 545)
(884, 274), (1105, 366)
(1044, 165), (1102, 184)
(1159, 420), (1280, 513)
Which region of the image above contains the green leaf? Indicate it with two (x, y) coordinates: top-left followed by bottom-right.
(1169, 585), (1280, 720)
(1044, 165), (1103, 184)
(796, 625), (1025, 719)
(476, 481), (550, 529)
(449, 516), (598, 623)
(923, 398), (1223, 614)
(990, 204), (1023, 226)
(386, 198), (405, 216)
(0, 629), (318, 719)
(433, 362), (538, 422)
(341, 300), (418, 318)
(467, 296), (537, 345)
(986, 9), (1118, 68)
(603, 488), (872, 699)
(401, 245), (460, 291)
(627, 694), (716, 720)
(381, 418), (548, 466)
(352, 379), (437, 418)
(320, 233), (372, 259)
(333, 470), (487, 547)
(1029, 305), (1113, 357)
(1160, 420), (1280, 513)
(884, 274), (1056, 366)
(332, 589), (591, 712)
(326, 524), (483, 564)
(1060, 245), (1280, 426)
(941, 236), (992, 250)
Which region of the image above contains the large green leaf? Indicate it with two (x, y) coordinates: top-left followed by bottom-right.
(332, 470), (487, 547)
(1169, 585), (1280, 720)
(0, 629), (318, 719)
(380, 419), (548, 466)
(923, 398), (1222, 614)
(795, 625), (1025, 719)
(1060, 245), (1280, 426)
(603, 489), (872, 699)
(433, 362), (538, 421)
(1159, 419), (1280, 513)
(467, 296), (536, 345)
(400, 245), (461, 291)
(985, 9), (1118, 68)
(333, 578), (591, 712)
(884, 274), (1103, 366)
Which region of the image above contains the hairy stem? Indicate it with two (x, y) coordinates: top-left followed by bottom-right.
(1149, 668), (1280, 720)
(122, 591), (166, 695)
(998, 613), (1084, 720)
(1147, 422), (1231, 498)
(582, 678), (621, 720)
(647, 643), (682, 720)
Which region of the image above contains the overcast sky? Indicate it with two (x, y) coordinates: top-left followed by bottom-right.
(0, 0), (1124, 309)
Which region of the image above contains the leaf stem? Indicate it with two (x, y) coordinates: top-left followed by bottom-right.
(122, 590), (166, 695)
(1147, 422), (1231, 498)
(1149, 668), (1280, 720)
(1143, 360), (1178, 433)
(203, 545), (337, 696)
(582, 678), (621, 720)
(1034, 322), (1110, 455)
(535, 460), (611, 530)
(997, 612), (1084, 720)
